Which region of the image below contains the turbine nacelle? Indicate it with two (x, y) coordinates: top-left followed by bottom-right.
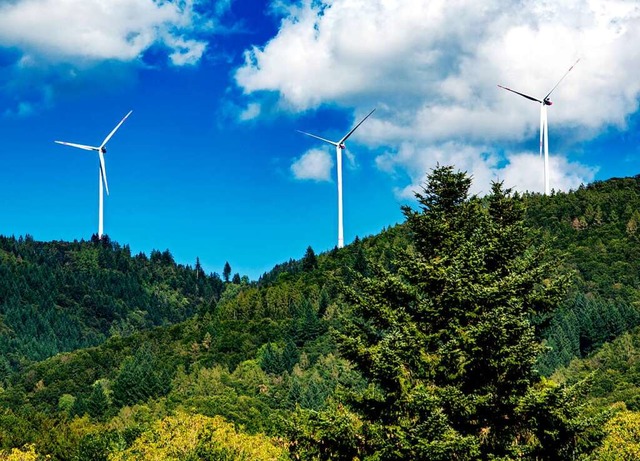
(101, 146), (107, 154)
(543, 98), (553, 106)
(339, 143), (346, 149)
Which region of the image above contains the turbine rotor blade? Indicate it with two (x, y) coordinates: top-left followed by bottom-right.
(54, 141), (98, 151)
(497, 85), (543, 103)
(99, 151), (109, 196)
(296, 130), (338, 146)
(339, 108), (376, 144)
(544, 58), (580, 100)
(100, 110), (133, 148)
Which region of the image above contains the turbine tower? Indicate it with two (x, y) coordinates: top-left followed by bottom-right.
(498, 59), (579, 195)
(55, 110), (132, 239)
(297, 108), (376, 249)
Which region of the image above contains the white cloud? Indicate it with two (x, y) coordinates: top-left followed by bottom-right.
(0, 0), (226, 116)
(377, 142), (598, 199)
(166, 37), (208, 66)
(239, 103), (262, 121)
(291, 148), (334, 182)
(376, 141), (501, 198)
(236, 0), (640, 194)
(0, 0), (212, 65)
(499, 153), (598, 193)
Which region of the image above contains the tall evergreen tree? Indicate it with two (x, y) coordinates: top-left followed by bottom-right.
(85, 382), (110, 420)
(195, 257), (202, 279)
(302, 246), (318, 272)
(292, 166), (585, 460)
(223, 261), (231, 283)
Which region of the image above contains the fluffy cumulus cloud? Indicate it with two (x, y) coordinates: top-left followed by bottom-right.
(0, 0), (225, 115)
(236, 0), (640, 194)
(291, 148), (334, 181)
(377, 143), (597, 198)
(0, 0), (213, 64)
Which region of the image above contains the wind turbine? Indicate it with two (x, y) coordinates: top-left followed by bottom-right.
(498, 59), (579, 195)
(297, 108), (376, 249)
(55, 110), (132, 240)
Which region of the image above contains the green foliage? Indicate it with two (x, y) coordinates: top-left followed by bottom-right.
(554, 330), (640, 411)
(84, 381), (111, 421)
(259, 343), (286, 375)
(539, 294), (640, 374)
(302, 246), (318, 272)
(0, 236), (224, 367)
(111, 345), (170, 408)
(57, 395), (75, 417)
(4, 172), (640, 459)
(591, 409), (640, 460)
(0, 444), (45, 460)
(109, 412), (288, 460)
(524, 176), (640, 302)
(223, 261), (231, 283)
(292, 167), (585, 460)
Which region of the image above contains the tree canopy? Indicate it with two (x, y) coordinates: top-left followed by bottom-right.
(292, 166), (585, 460)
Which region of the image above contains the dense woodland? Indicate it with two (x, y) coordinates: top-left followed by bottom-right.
(2, 169), (640, 459)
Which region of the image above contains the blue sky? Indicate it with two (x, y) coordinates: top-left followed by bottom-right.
(0, 0), (639, 279)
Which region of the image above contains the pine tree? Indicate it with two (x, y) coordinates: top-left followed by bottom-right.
(85, 382), (110, 420)
(112, 345), (169, 407)
(302, 246), (318, 272)
(352, 239), (368, 275)
(282, 339), (300, 372)
(195, 257), (202, 280)
(259, 343), (285, 375)
(223, 261), (231, 283)
(292, 166), (585, 460)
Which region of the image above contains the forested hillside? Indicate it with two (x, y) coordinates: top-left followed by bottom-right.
(2, 171), (640, 459)
(0, 235), (224, 373)
(525, 176), (640, 373)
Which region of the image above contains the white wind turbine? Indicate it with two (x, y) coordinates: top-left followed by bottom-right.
(498, 59), (580, 195)
(297, 108), (376, 249)
(55, 110), (132, 239)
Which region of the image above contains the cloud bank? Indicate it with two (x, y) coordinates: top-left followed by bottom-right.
(236, 0), (640, 194)
(0, 0), (226, 115)
(0, 0), (213, 65)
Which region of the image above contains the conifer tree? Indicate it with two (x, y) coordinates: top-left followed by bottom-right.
(112, 345), (169, 407)
(85, 382), (110, 420)
(302, 246), (318, 272)
(292, 166), (585, 460)
(260, 342), (285, 375)
(223, 261), (231, 283)
(282, 339), (300, 372)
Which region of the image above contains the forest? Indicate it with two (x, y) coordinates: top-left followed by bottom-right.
(2, 167), (640, 459)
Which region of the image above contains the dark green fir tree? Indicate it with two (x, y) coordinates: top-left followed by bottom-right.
(292, 165), (590, 460)
(223, 261), (232, 283)
(302, 246), (318, 272)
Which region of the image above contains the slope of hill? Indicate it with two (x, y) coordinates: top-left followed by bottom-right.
(0, 235), (224, 374)
(2, 173), (640, 459)
(524, 176), (640, 373)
